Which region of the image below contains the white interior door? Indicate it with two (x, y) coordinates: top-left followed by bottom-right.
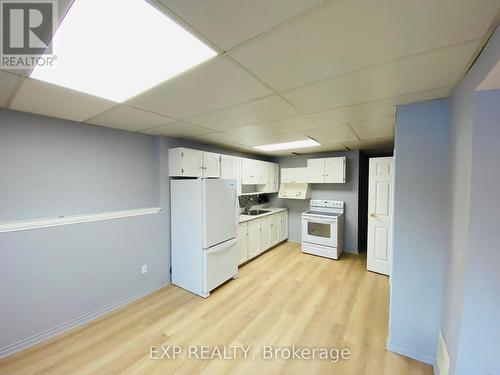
(367, 157), (394, 276)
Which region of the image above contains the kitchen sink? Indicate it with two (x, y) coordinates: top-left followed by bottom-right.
(243, 209), (271, 216)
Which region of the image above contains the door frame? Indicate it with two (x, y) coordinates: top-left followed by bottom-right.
(367, 156), (395, 276)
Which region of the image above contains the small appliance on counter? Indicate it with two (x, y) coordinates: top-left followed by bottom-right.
(170, 179), (239, 298)
(301, 200), (344, 260)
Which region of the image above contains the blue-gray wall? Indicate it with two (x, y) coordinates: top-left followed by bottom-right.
(0, 109), (260, 356)
(389, 100), (450, 364)
(271, 150), (360, 253)
(452, 89), (500, 375)
(390, 26), (500, 374)
(442, 26), (500, 375)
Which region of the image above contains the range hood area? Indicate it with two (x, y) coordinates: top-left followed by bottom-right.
(278, 167), (311, 199)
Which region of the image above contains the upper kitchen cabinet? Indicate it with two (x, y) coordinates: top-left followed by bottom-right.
(202, 152), (221, 178)
(281, 167), (308, 183)
(169, 147), (221, 178)
(307, 157), (346, 183)
(241, 158), (258, 184)
(168, 147), (203, 177)
(267, 163), (279, 193)
(220, 155), (232, 179)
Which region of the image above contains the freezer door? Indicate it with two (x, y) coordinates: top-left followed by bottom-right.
(203, 238), (238, 294)
(203, 179), (238, 249)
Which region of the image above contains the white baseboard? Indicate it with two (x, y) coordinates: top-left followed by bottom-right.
(387, 341), (436, 365)
(0, 281), (167, 359)
(436, 329), (450, 375)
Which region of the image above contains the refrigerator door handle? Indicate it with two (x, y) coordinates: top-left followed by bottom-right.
(206, 238), (237, 255)
(235, 191), (240, 230)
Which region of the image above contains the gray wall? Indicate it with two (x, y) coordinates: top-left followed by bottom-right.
(452, 89), (500, 375)
(389, 25), (500, 373)
(441, 26), (500, 375)
(270, 150), (360, 253)
(0, 109), (261, 355)
(389, 100), (450, 363)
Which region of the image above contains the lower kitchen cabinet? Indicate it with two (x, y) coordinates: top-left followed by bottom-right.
(238, 210), (288, 265)
(248, 219), (261, 259)
(237, 222), (248, 265)
(269, 214), (279, 245)
(278, 210), (288, 241)
(260, 216), (270, 251)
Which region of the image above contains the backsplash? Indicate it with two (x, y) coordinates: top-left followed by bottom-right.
(239, 194), (269, 211)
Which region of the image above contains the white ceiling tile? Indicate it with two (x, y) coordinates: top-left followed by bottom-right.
(188, 95), (301, 131)
(126, 56), (271, 119)
(10, 79), (116, 122)
(282, 41), (479, 113)
(302, 124), (359, 144)
(344, 137), (395, 151)
(0, 71), (22, 107)
(192, 132), (243, 144)
(307, 100), (396, 127)
(222, 116), (317, 139)
(382, 86), (453, 106)
(86, 105), (175, 131)
(158, 0), (327, 50)
(230, 0), (499, 90)
(141, 121), (212, 137)
(288, 143), (347, 155)
(350, 116), (395, 140)
(237, 132), (310, 147)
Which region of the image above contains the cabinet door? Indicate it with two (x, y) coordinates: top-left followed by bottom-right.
(307, 159), (325, 183)
(260, 216), (270, 252)
(271, 163), (280, 193)
(269, 214), (279, 245)
(256, 161), (268, 185)
(325, 157), (346, 183)
(248, 220), (261, 258)
(241, 159), (256, 184)
(203, 152), (221, 178)
(281, 168), (292, 183)
(279, 211), (288, 241)
(220, 155), (232, 179)
(184, 149), (203, 177)
(294, 167), (308, 183)
(231, 157), (242, 195)
(237, 222), (248, 265)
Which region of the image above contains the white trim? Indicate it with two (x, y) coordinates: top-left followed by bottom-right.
(387, 341), (436, 365)
(0, 281), (167, 359)
(436, 329), (450, 375)
(0, 207), (162, 233)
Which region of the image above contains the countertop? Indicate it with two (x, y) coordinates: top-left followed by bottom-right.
(239, 207), (288, 223)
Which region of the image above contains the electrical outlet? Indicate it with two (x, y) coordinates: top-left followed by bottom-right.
(141, 264), (148, 274)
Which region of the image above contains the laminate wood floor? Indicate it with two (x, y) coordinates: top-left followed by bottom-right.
(0, 241), (432, 375)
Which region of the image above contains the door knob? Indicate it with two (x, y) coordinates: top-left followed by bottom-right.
(370, 213), (377, 218)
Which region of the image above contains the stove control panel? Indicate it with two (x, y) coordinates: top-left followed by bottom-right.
(310, 200), (344, 209)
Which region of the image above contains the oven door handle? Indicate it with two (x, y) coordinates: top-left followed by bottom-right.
(303, 217), (336, 224)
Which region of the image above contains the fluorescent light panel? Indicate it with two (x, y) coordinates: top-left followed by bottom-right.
(254, 139), (321, 151)
(30, 0), (217, 102)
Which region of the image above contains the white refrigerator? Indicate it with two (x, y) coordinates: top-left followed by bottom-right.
(170, 179), (239, 298)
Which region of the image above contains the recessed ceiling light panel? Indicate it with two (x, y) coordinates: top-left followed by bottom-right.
(30, 0), (217, 102)
(254, 139), (321, 151)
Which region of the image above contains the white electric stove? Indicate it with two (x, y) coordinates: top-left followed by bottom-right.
(301, 199), (344, 259)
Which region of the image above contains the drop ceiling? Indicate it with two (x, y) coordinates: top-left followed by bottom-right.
(1, 0), (499, 155)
